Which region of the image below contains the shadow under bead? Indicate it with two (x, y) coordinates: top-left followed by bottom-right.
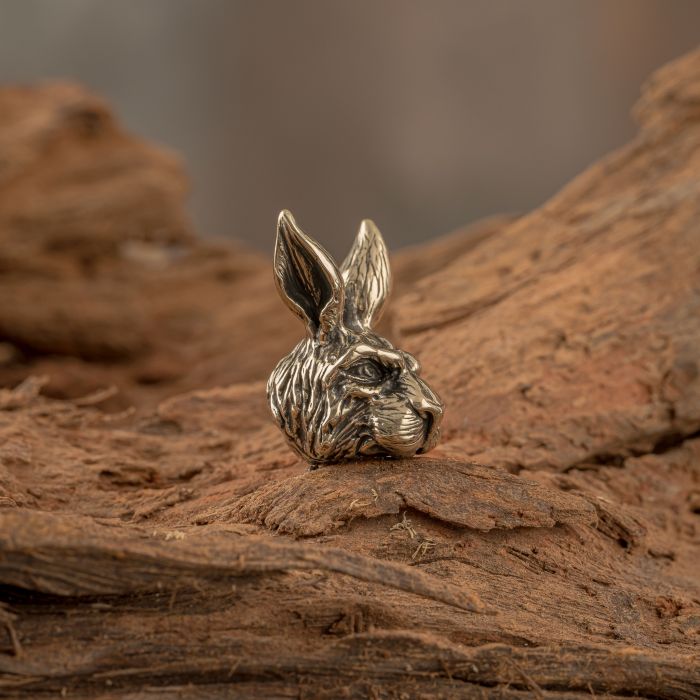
(267, 210), (444, 464)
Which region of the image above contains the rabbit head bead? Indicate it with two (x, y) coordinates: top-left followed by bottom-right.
(268, 210), (444, 464)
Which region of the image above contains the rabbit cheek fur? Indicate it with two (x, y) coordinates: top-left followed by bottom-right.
(268, 210), (444, 464)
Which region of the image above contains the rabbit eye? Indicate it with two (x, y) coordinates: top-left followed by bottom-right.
(346, 358), (385, 382)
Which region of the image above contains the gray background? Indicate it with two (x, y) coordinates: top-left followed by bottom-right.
(1, 0), (698, 256)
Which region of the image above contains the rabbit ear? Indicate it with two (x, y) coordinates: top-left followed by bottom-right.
(340, 219), (391, 329)
(274, 210), (345, 340)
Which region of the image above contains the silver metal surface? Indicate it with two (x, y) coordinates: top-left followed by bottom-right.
(268, 210), (444, 464)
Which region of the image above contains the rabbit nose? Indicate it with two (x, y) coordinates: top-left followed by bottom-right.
(417, 401), (441, 423)
(412, 378), (443, 417)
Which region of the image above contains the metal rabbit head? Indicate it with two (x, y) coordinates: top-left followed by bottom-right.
(268, 210), (444, 464)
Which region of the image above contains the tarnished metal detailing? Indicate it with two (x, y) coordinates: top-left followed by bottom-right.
(268, 210), (444, 464)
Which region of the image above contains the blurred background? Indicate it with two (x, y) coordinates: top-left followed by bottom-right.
(1, 0), (699, 256)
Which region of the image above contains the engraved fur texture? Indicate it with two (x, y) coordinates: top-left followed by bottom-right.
(268, 210), (443, 464)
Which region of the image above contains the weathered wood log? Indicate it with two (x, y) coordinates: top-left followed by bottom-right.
(1, 50), (700, 698)
(0, 509), (483, 611)
(225, 457), (597, 536)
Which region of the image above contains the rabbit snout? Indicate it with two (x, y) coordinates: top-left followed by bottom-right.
(371, 370), (443, 457)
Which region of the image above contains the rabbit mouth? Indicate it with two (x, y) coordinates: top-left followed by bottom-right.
(357, 434), (387, 457)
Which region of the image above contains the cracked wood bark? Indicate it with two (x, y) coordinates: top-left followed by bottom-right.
(0, 50), (700, 699)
